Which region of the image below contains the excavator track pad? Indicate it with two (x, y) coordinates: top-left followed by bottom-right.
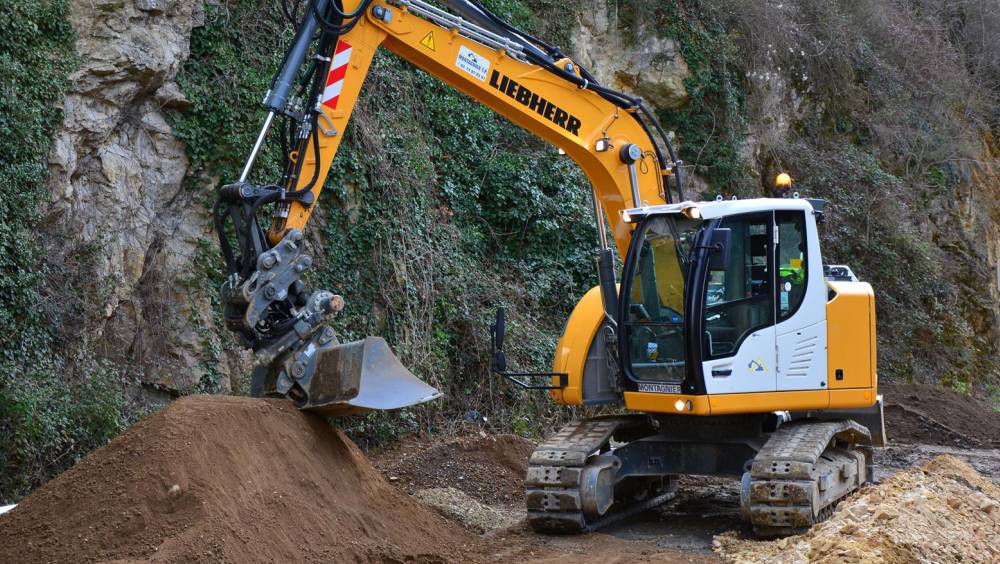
(741, 419), (874, 537)
(526, 416), (675, 533)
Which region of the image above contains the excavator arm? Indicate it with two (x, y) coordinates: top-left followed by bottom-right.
(214, 0), (684, 413)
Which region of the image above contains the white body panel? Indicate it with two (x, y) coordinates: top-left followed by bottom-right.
(776, 320), (827, 390)
(773, 206), (829, 391)
(626, 197), (820, 221)
(702, 328), (776, 394)
(695, 197), (830, 395)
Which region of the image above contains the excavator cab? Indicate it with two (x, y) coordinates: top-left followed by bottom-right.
(609, 198), (848, 400)
(533, 198), (883, 535)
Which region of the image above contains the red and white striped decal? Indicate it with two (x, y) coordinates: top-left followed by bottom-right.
(321, 40), (353, 110)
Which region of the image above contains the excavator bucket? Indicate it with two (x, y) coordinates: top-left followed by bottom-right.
(253, 336), (442, 415)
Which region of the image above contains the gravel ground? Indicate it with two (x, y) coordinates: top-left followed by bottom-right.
(714, 455), (1000, 563)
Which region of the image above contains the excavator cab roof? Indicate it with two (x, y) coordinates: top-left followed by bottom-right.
(621, 197), (819, 224)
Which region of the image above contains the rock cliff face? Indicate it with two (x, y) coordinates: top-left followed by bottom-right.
(45, 0), (245, 393)
(572, 0), (689, 109)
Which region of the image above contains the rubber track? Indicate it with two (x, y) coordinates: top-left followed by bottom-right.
(747, 420), (871, 537)
(525, 416), (665, 533)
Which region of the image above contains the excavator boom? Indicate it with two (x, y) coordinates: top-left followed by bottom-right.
(215, 0), (680, 414)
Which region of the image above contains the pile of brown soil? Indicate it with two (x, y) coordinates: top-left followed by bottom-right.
(0, 396), (476, 563)
(373, 434), (536, 507)
(881, 383), (1000, 448)
(714, 455), (1000, 563)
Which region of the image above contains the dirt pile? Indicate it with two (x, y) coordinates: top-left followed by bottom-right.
(0, 396), (475, 563)
(714, 455), (1000, 563)
(374, 433), (536, 507)
(882, 382), (1000, 448)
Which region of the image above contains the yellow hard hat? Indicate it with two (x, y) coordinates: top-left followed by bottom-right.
(775, 172), (792, 188)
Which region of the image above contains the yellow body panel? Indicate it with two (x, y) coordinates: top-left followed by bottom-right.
(624, 391), (827, 414)
(550, 285), (605, 405)
(624, 392), (712, 414)
(709, 390), (829, 414)
(826, 281), (877, 392)
(623, 388), (879, 415)
(269, 0), (670, 251)
(829, 388), (877, 407)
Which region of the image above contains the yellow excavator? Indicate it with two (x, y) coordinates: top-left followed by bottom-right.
(216, 0), (885, 537)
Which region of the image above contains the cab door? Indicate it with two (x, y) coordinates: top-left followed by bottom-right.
(701, 212), (777, 394)
(774, 209), (828, 391)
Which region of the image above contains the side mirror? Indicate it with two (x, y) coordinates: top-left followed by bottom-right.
(707, 228), (732, 271)
(490, 306), (507, 372)
(486, 305), (568, 389)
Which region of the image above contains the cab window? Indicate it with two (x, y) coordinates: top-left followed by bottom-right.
(776, 210), (808, 321)
(624, 216), (701, 383)
(703, 213), (773, 359)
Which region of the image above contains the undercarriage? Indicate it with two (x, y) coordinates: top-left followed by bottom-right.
(527, 412), (877, 537)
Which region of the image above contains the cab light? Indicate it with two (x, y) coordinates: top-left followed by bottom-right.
(674, 399), (685, 411)
(621, 210), (634, 223)
(681, 206), (701, 219)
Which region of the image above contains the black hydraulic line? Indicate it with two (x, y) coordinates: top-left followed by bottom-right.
(457, 0), (636, 105)
(639, 104), (684, 202)
(324, 0), (372, 18)
(285, 24), (339, 198)
(279, 117), (292, 185)
(312, 0), (373, 35)
(446, 1), (558, 64)
(266, 0), (331, 112)
(597, 248), (619, 323)
(283, 114), (324, 199)
(466, 0), (555, 50)
(277, 60), (320, 186)
(275, 1), (341, 198)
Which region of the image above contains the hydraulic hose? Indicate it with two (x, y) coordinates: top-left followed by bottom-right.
(266, 0), (331, 112)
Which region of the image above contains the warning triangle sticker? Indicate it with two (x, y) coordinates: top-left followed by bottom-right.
(419, 31), (436, 51)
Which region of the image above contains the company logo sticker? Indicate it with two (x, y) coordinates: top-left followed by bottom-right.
(488, 70), (582, 136)
(637, 383), (682, 394)
(748, 357), (768, 373)
(456, 45), (490, 81)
